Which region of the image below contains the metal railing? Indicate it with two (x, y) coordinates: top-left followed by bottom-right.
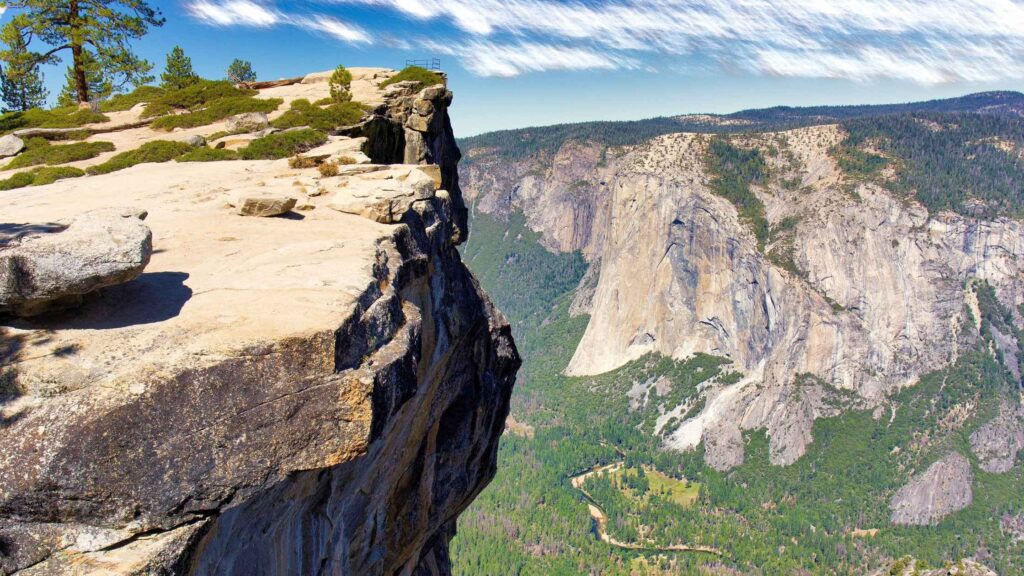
(405, 58), (441, 71)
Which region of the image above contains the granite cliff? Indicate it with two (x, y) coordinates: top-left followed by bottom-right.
(0, 68), (519, 575)
(462, 113), (1024, 476)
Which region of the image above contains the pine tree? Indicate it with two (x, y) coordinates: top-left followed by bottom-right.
(161, 46), (198, 90)
(226, 59), (256, 84)
(0, 0), (163, 104)
(0, 15), (48, 112)
(329, 65), (353, 103)
(56, 51), (112, 108)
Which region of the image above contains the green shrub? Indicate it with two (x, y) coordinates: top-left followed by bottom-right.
(100, 86), (166, 112)
(0, 171), (36, 190)
(0, 166), (84, 190)
(379, 66), (444, 92)
(150, 96), (282, 131)
(176, 147), (240, 162)
(5, 139), (115, 169)
(0, 107), (109, 134)
(86, 140), (193, 175)
(329, 65), (353, 102)
(239, 129), (327, 160)
(270, 99), (366, 131)
(31, 166), (86, 185)
(141, 80), (256, 118)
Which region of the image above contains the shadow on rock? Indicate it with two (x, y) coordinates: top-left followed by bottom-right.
(0, 222), (66, 249)
(15, 272), (193, 331)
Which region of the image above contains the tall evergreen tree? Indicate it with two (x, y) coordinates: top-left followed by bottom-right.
(0, 0), (163, 104)
(0, 15), (48, 111)
(56, 50), (111, 107)
(226, 59), (256, 84)
(161, 45), (198, 90)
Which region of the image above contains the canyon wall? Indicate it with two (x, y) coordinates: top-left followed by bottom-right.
(464, 125), (1024, 469)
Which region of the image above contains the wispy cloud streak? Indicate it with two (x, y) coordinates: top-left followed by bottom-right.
(186, 0), (1024, 81)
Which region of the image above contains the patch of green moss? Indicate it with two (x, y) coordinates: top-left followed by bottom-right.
(86, 140), (193, 175)
(378, 66), (444, 92)
(239, 129), (327, 160)
(4, 138), (115, 170)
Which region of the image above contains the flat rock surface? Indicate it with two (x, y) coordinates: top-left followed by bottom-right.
(0, 159), (390, 402)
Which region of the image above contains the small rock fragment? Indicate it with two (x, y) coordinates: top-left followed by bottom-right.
(226, 112), (270, 133)
(234, 195), (297, 217)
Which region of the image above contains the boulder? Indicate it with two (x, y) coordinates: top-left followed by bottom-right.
(232, 194), (297, 217)
(889, 452), (973, 526)
(0, 134), (25, 158)
(185, 134), (207, 147)
(0, 207), (152, 317)
(226, 112), (270, 133)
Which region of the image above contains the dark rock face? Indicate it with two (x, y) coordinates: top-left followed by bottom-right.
(184, 203), (519, 575)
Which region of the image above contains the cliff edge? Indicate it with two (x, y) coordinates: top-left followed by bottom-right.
(0, 69), (519, 575)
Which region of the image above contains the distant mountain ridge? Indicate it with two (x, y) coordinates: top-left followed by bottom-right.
(460, 91), (1024, 162)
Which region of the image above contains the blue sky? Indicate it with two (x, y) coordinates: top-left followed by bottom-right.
(3, 0), (1024, 136)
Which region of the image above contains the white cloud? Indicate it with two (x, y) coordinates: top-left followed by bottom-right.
(187, 0), (279, 26)
(188, 0), (1024, 82)
(423, 40), (637, 77)
(186, 1), (371, 44)
(293, 15), (372, 43)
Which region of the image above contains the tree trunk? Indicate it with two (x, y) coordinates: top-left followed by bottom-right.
(69, 0), (88, 104)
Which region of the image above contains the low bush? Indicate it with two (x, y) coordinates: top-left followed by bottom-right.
(151, 96), (282, 131)
(176, 147), (240, 162)
(142, 80), (256, 118)
(288, 154), (320, 168)
(0, 171), (36, 190)
(379, 66), (444, 92)
(86, 140), (193, 175)
(318, 160), (339, 177)
(270, 99), (366, 131)
(101, 86), (167, 112)
(0, 107), (109, 134)
(31, 166), (86, 185)
(239, 129), (327, 160)
(5, 138), (115, 170)
(0, 166), (85, 190)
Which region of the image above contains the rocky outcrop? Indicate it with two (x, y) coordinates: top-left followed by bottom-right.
(970, 404), (1024, 473)
(0, 70), (519, 575)
(0, 207), (152, 317)
(889, 452), (973, 526)
(464, 126), (1024, 469)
